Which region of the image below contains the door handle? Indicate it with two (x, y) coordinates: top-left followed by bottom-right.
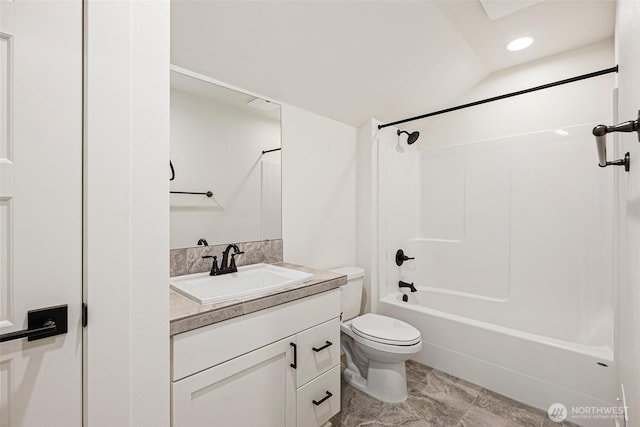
(592, 110), (638, 171)
(0, 305), (67, 343)
(290, 342), (297, 369)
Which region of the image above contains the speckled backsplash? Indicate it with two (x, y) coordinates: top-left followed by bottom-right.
(170, 239), (283, 277)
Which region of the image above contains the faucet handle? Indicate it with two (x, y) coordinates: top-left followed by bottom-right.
(229, 252), (243, 271)
(202, 255), (219, 275)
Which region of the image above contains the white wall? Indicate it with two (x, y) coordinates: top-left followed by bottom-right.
(281, 105), (357, 270)
(85, 1), (169, 426)
(170, 89), (281, 248)
(615, 0), (640, 422)
(418, 39), (614, 145)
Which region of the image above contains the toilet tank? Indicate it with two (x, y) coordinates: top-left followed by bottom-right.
(330, 266), (365, 321)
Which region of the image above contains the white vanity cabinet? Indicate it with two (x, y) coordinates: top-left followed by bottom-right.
(171, 289), (341, 427)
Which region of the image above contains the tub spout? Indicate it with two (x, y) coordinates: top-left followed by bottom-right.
(399, 281), (417, 292)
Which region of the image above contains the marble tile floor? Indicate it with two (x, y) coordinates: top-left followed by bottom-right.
(329, 360), (580, 427)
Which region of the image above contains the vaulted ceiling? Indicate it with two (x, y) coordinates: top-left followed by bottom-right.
(171, 0), (615, 127)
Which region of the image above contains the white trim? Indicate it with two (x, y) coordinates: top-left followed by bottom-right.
(84, 1), (170, 425)
(170, 64), (282, 106)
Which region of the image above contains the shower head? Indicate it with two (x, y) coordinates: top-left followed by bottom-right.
(397, 129), (420, 145)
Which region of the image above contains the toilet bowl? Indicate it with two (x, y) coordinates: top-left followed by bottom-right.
(330, 267), (422, 404)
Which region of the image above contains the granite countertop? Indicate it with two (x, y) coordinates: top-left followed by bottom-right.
(170, 262), (347, 336)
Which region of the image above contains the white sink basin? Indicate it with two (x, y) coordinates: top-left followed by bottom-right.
(170, 263), (313, 305)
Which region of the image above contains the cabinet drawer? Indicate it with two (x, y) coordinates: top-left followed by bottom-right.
(296, 317), (341, 386)
(172, 290), (340, 381)
(296, 365), (340, 427)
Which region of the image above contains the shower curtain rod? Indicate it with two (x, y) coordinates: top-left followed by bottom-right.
(378, 65), (619, 130)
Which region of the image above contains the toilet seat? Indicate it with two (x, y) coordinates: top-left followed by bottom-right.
(350, 313), (421, 346)
(340, 312), (422, 403)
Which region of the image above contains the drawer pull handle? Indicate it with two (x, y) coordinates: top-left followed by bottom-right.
(312, 391), (333, 406)
(312, 341), (333, 352)
(290, 342), (297, 369)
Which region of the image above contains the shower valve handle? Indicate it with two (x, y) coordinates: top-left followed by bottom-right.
(395, 249), (415, 266)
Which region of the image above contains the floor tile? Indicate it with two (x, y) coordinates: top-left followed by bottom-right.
(330, 359), (581, 427)
(541, 418), (583, 427)
(407, 369), (482, 426)
(406, 360), (433, 385)
(459, 406), (526, 427)
(473, 389), (546, 427)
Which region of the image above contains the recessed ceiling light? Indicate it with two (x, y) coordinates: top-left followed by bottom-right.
(506, 37), (534, 52)
(554, 129), (569, 136)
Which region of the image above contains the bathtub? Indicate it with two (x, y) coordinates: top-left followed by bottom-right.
(379, 292), (618, 427)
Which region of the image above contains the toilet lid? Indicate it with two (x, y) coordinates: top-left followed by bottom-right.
(350, 313), (421, 346)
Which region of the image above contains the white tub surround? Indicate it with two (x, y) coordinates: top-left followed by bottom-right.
(373, 124), (617, 426)
(357, 41), (619, 427)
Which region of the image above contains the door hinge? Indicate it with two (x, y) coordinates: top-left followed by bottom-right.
(82, 303), (88, 327)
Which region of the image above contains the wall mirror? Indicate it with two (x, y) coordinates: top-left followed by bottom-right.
(170, 67), (282, 249)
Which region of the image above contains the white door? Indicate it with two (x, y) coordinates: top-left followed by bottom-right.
(0, 1), (82, 426)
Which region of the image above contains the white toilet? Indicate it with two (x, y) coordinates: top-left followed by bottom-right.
(330, 266), (422, 404)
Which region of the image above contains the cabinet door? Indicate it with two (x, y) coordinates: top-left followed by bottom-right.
(296, 317), (341, 386)
(172, 337), (296, 427)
